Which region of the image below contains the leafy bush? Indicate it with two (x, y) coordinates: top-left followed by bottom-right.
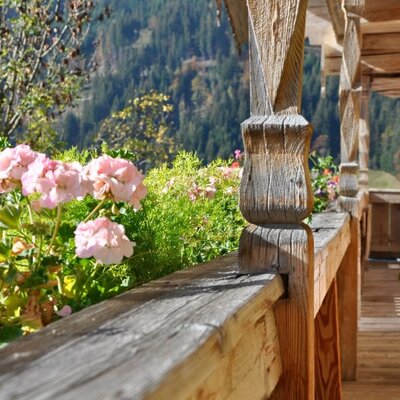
(0, 148), (244, 344)
(310, 151), (339, 213)
(0, 145), (146, 343)
(0, 145), (338, 345)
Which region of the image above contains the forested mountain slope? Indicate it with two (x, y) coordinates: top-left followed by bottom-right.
(62, 0), (400, 174)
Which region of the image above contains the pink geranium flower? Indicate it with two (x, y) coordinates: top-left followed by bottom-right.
(0, 145), (41, 193)
(83, 155), (147, 210)
(21, 156), (84, 210)
(234, 149), (242, 160)
(74, 217), (134, 264)
(56, 305), (72, 318)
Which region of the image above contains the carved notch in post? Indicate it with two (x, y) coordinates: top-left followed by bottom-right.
(238, 1), (314, 398)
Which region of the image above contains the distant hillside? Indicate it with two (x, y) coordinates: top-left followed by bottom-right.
(369, 170), (400, 189)
(60, 0), (400, 172)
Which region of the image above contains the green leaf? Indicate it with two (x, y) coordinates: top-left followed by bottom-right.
(0, 205), (21, 230)
(0, 242), (10, 262)
(0, 326), (23, 346)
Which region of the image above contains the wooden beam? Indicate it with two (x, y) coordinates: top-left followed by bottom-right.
(325, 56), (341, 75)
(362, 0), (400, 22)
(238, 3), (314, 397)
(337, 217), (360, 381)
(338, 1), (363, 212)
(315, 279), (342, 399)
(0, 254), (286, 399)
(361, 20), (400, 35)
(240, 224), (315, 400)
(216, 0), (248, 52)
(359, 75), (371, 190)
(323, 44), (342, 75)
(325, 0), (345, 43)
(362, 53), (400, 74)
(312, 212), (351, 316)
(370, 76), (400, 95)
(363, 32), (400, 54)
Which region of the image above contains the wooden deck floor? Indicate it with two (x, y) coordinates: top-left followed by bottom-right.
(342, 262), (400, 399)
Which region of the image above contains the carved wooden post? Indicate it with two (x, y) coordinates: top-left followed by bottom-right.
(338, 0), (363, 212)
(238, 1), (314, 398)
(359, 75), (371, 191)
(337, 0), (364, 382)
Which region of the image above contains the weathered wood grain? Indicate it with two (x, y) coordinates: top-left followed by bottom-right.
(359, 76), (370, 190)
(368, 189), (400, 258)
(343, 262), (400, 399)
(216, 0), (248, 52)
(337, 216), (360, 381)
(325, 0), (345, 44)
(268, 224), (315, 400)
(362, 0), (400, 22)
(240, 115), (313, 224)
(363, 31), (400, 53)
(247, 0), (308, 115)
(312, 212), (351, 316)
(239, 224), (314, 399)
(315, 279), (342, 400)
(369, 188), (400, 203)
(338, 3), (363, 208)
(0, 253), (285, 400)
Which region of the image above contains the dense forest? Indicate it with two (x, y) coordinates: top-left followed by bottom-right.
(60, 0), (400, 174)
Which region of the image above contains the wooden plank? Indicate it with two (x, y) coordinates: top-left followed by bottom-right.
(370, 76), (400, 96)
(359, 76), (370, 190)
(337, 217), (359, 381)
(369, 189), (400, 203)
(358, 317), (400, 332)
(270, 225), (315, 400)
(343, 260), (400, 399)
(312, 212), (351, 316)
(217, 0), (248, 51)
(325, 54), (342, 75)
(370, 203), (389, 252)
(0, 253), (285, 400)
(362, 53), (400, 74)
(325, 0), (345, 43)
(390, 203), (400, 251)
(315, 279), (342, 400)
(343, 383), (400, 400)
(239, 224), (315, 400)
(362, 0), (400, 22)
(363, 32), (400, 54)
(361, 20), (400, 35)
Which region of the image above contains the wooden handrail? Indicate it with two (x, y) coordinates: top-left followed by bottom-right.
(311, 212), (350, 317)
(0, 211), (353, 400)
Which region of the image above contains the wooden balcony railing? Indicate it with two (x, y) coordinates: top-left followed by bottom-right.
(367, 189), (400, 259)
(0, 211), (355, 399)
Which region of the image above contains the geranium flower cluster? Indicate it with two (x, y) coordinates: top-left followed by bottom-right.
(188, 177), (217, 201)
(75, 217), (134, 264)
(0, 144), (146, 265)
